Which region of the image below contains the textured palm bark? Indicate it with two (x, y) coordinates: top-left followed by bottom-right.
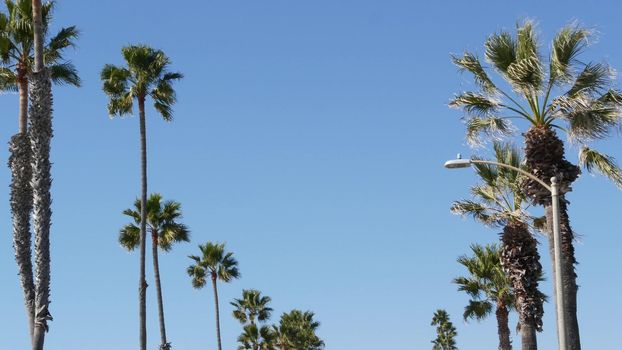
(523, 127), (581, 350)
(496, 303), (512, 350)
(138, 96), (148, 350)
(9, 132), (35, 342)
(29, 69), (53, 350)
(152, 231), (170, 350)
(500, 222), (543, 350)
(212, 275), (223, 350)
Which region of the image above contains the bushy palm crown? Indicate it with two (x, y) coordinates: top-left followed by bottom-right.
(187, 242), (240, 288)
(451, 142), (534, 228)
(453, 244), (513, 322)
(274, 310), (324, 350)
(119, 193), (190, 251)
(431, 309), (458, 350)
(101, 45), (183, 120)
(450, 20), (622, 186)
(237, 324), (275, 350)
(0, 0), (80, 89)
(232, 289), (273, 325)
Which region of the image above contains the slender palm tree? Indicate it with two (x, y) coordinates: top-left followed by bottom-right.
(450, 21), (622, 349)
(273, 310), (324, 350)
(431, 309), (458, 350)
(451, 143), (545, 350)
(119, 194), (190, 350)
(231, 289), (273, 326)
(454, 244), (514, 350)
(101, 45), (182, 350)
(1, 1), (79, 343)
(187, 242), (240, 350)
(237, 324), (275, 350)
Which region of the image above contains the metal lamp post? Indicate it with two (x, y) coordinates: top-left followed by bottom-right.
(444, 157), (567, 350)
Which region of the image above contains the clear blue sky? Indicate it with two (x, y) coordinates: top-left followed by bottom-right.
(1, 0), (621, 349)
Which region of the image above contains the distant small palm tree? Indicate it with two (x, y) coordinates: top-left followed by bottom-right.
(119, 193), (190, 350)
(237, 324), (275, 350)
(231, 289), (273, 326)
(431, 309), (458, 350)
(101, 44), (182, 350)
(454, 244), (513, 350)
(273, 310), (324, 350)
(187, 242), (240, 350)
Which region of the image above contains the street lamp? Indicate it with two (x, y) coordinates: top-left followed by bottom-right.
(444, 157), (567, 350)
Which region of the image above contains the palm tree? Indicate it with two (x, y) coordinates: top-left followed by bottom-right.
(450, 21), (622, 349)
(451, 143), (544, 350)
(231, 289), (273, 326)
(101, 45), (182, 350)
(119, 193), (190, 350)
(237, 324), (275, 350)
(454, 244), (514, 350)
(187, 242), (240, 350)
(1, 0), (79, 343)
(431, 309), (458, 350)
(273, 310), (324, 350)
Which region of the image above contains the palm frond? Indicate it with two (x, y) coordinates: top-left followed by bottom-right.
(566, 63), (612, 98)
(49, 62), (80, 86)
(44, 25), (79, 64)
(485, 31), (516, 74)
(579, 147), (622, 188)
(451, 52), (497, 93)
(0, 66), (17, 91)
(449, 92), (499, 116)
(465, 116), (513, 146)
(450, 200), (494, 226)
(558, 95), (621, 142)
(463, 300), (493, 322)
(550, 24), (591, 84)
(119, 224), (140, 251)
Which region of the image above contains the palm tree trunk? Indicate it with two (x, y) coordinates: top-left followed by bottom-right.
(500, 222), (543, 350)
(523, 126), (581, 350)
(138, 96), (148, 350)
(29, 69), (53, 350)
(496, 302), (512, 350)
(152, 231), (169, 350)
(31, 1), (53, 348)
(212, 275), (222, 350)
(19, 73), (28, 133)
(520, 319), (538, 350)
(9, 131), (35, 342)
(545, 201), (581, 350)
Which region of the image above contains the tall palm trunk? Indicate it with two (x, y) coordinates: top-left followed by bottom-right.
(212, 274), (223, 350)
(9, 132), (35, 341)
(496, 302), (512, 350)
(10, 66), (35, 343)
(523, 127), (581, 350)
(138, 96), (148, 350)
(152, 231), (169, 350)
(31, 1), (53, 348)
(500, 222), (543, 350)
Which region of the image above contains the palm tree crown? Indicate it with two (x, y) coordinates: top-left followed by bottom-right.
(0, 0), (80, 91)
(119, 193), (190, 251)
(187, 242), (240, 286)
(237, 324), (275, 350)
(453, 244), (514, 321)
(431, 309), (458, 350)
(231, 289), (273, 326)
(101, 45), (183, 120)
(273, 310), (324, 350)
(450, 21), (622, 187)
